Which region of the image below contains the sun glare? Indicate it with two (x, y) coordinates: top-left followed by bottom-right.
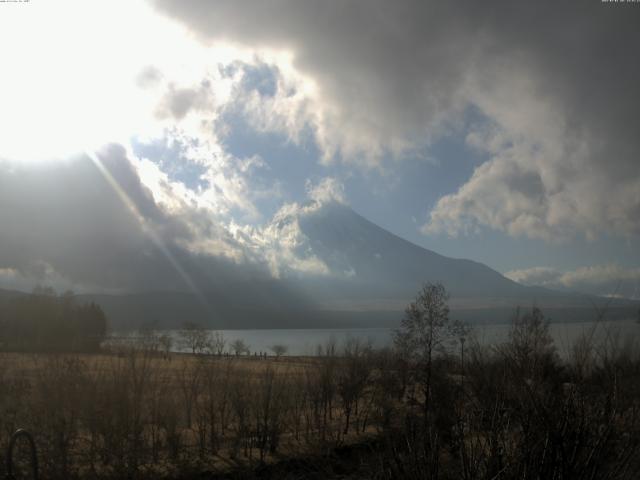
(0, 0), (241, 164)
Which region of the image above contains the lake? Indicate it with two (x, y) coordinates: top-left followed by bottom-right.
(159, 318), (640, 357)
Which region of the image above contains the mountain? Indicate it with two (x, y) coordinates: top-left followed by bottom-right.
(280, 202), (564, 302)
(269, 201), (638, 322)
(0, 202), (636, 330)
(295, 202), (529, 297)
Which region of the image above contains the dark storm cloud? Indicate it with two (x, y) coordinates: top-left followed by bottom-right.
(152, 0), (640, 241)
(0, 144), (263, 292)
(151, 0), (639, 152)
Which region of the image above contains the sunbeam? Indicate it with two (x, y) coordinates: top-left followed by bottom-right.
(86, 150), (212, 311)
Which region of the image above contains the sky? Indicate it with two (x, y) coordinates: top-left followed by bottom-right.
(0, 0), (638, 299)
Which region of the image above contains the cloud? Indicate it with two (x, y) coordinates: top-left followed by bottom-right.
(1, 0), (637, 297)
(0, 262), (114, 295)
(423, 84), (640, 241)
(0, 145), (265, 293)
(305, 177), (345, 205)
(504, 267), (563, 288)
(155, 80), (215, 121)
(235, 201), (337, 280)
(152, 0), (470, 165)
(151, 0), (640, 241)
(229, 178), (352, 279)
(133, 131), (269, 222)
(0, 143), (338, 292)
(505, 264), (640, 300)
(136, 65), (164, 89)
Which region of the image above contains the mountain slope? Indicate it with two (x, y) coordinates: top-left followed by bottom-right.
(0, 202), (636, 330)
(272, 201), (561, 306)
(296, 202), (526, 297)
(272, 202), (640, 314)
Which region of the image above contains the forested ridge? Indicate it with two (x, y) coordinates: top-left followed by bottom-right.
(0, 287), (107, 352)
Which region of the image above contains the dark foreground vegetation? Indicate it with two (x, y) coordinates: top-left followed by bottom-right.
(0, 283), (639, 479)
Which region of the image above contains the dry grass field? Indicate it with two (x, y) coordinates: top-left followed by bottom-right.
(0, 345), (388, 479)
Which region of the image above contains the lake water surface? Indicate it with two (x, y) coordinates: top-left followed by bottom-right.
(165, 318), (640, 357)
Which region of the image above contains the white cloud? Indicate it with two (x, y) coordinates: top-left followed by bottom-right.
(305, 177), (346, 205)
(238, 202), (331, 279)
(504, 267), (562, 288)
(229, 181), (354, 279)
(561, 265), (640, 289)
(0, 0), (279, 226)
(505, 264), (640, 299)
(151, 0), (640, 241)
(423, 70), (640, 241)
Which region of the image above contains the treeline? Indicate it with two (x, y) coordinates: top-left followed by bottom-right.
(0, 284), (639, 479)
(0, 287), (107, 352)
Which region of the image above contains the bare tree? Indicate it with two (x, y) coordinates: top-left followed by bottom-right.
(195, 360), (235, 455)
(270, 344), (288, 360)
(501, 306), (556, 379)
(229, 373), (252, 459)
(337, 338), (372, 434)
(394, 283), (466, 417)
(178, 360), (202, 429)
(253, 366), (286, 460)
(211, 331), (226, 356)
(158, 333), (173, 359)
(309, 339), (339, 445)
(136, 323), (160, 353)
(230, 338), (249, 356)
(179, 321), (210, 355)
